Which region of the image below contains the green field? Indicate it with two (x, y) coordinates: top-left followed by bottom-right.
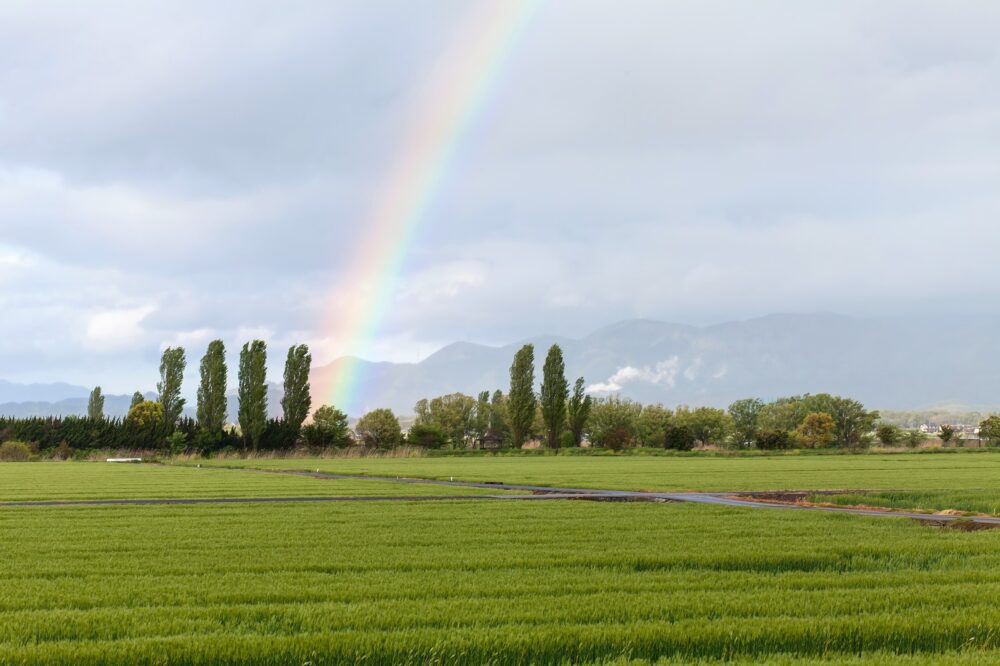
(0, 463), (514, 502)
(2, 492), (1000, 664)
(810, 490), (1000, 517)
(193, 451), (1000, 494)
(2, 457), (1000, 664)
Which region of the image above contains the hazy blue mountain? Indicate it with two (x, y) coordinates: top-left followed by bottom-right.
(312, 314), (1000, 415)
(0, 379), (92, 404)
(0, 391), (156, 419)
(5, 314), (1000, 418)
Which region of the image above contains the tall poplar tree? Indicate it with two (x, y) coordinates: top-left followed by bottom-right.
(473, 390), (491, 442)
(489, 390), (508, 443)
(281, 344), (312, 433)
(508, 344), (536, 448)
(540, 344), (569, 449)
(566, 377), (593, 447)
(197, 340), (228, 432)
(157, 347), (186, 429)
(87, 386), (105, 420)
(130, 391), (145, 410)
(238, 340), (268, 451)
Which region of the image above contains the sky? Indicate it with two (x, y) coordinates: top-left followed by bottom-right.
(1, 0), (999, 393)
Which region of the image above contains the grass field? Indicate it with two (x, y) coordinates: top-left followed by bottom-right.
(810, 490), (1000, 517)
(192, 451), (1000, 494)
(2, 492), (1000, 664)
(0, 463), (515, 502)
(3, 457), (1000, 664)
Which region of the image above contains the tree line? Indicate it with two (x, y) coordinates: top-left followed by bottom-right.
(348, 343), (1000, 451)
(4, 341), (1000, 456)
(1, 340), (328, 454)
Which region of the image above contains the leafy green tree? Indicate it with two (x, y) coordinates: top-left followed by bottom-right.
(157, 347), (187, 429)
(414, 398), (431, 425)
(429, 393), (477, 447)
(130, 391), (145, 410)
(979, 416), (1000, 446)
(302, 405), (352, 448)
(473, 391), (491, 442)
(756, 429), (792, 450)
(356, 408), (403, 449)
(127, 400), (164, 428)
(238, 340), (268, 451)
(87, 386), (105, 421)
(939, 424), (957, 445)
(826, 396), (878, 448)
(407, 423), (448, 449)
(676, 406), (732, 446)
(904, 429), (927, 448)
(540, 344), (569, 449)
(664, 423), (696, 451)
(281, 344), (312, 434)
(489, 390), (510, 444)
(508, 344), (536, 448)
(875, 423), (902, 446)
(728, 398), (763, 448)
(794, 412), (836, 448)
(587, 395), (641, 450)
(566, 378), (592, 447)
(635, 404), (671, 447)
(196, 340), (228, 432)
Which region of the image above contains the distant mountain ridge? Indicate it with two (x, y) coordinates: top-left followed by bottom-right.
(4, 314), (1000, 418)
(310, 313), (1000, 415)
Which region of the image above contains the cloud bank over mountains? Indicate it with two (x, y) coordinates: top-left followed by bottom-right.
(1, 2), (999, 392)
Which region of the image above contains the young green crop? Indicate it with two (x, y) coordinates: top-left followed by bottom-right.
(0, 463), (514, 501)
(192, 451), (1000, 493)
(809, 490), (1000, 517)
(1, 497), (999, 664)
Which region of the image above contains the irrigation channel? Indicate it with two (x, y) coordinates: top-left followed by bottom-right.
(4, 464), (999, 528)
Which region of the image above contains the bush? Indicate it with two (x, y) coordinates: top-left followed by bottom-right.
(756, 430), (792, 450)
(664, 424), (696, 451)
(0, 441), (32, 462)
(53, 440), (72, 460)
(875, 423), (902, 446)
(406, 424), (448, 449)
(356, 408), (403, 449)
(904, 430), (926, 448)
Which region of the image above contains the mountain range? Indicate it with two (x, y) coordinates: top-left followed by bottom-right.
(3, 314), (999, 418)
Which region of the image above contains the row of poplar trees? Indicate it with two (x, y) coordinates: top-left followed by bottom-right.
(507, 343), (592, 449)
(99, 340), (313, 450)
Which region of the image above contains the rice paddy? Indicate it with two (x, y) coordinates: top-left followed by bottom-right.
(2, 455), (999, 664)
(0, 463), (514, 502)
(193, 450), (1000, 493)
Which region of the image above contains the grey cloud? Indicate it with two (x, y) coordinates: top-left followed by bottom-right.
(1, 1), (999, 393)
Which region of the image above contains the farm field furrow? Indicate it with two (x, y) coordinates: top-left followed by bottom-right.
(193, 451), (1000, 493)
(2, 495), (1000, 664)
(0, 463), (516, 501)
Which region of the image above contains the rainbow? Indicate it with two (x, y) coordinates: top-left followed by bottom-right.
(319, 0), (538, 415)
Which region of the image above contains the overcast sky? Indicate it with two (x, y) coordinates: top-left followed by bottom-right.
(2, 1), (999, 392)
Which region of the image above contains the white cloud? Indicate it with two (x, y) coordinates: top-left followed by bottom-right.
(84, 305), (156, 351)
(587, 357), (680, 394)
